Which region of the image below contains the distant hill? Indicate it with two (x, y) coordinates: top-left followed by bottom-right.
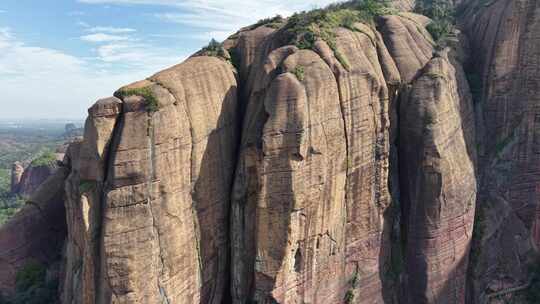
(0, 120), (82, 225)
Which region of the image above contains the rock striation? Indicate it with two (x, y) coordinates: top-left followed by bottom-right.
(0, 166), (68, 295)
(460, 0), (540, 301)
(399, 52), (477, 304)
(61, 57), (239, 304)
(12, 163), (57, 198)
(0, 1), (539, 303)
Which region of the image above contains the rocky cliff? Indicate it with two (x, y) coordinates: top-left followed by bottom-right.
(0, 166), (68, 296)
(10, 152), (63, 199)
(461, 0), (540, 302)
(0, 0), (539, 303)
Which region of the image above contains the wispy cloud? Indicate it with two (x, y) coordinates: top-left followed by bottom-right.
(0, 10), (6, 13)
(0, 27), (184, 118)
(95, 42), (183, 65)
(81, 33), (130, 42)
(87, 26), (136, 33)
(78, 0), (338, 36)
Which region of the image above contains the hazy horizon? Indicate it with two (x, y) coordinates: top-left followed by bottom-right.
(0, 0), (340, 119)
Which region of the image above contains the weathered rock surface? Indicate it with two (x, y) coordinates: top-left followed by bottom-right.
(229, 14), (435, 304)
(2, 1), (540, 303)
(399, 52), (477, 304)
(10, 162), (23, 194)
(13, 163), (57, 198)
(88, 56), (239, 303)
(460, 0), (540, 302)
(62, 97), (122, 304)
(0, 167), (68, 295)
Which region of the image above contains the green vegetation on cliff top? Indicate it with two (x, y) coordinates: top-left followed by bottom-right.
(415, 0), (456, 44)
(30, 150), (56, 167)
(281, 0), (394, 70)
(115, 86), (159, 113)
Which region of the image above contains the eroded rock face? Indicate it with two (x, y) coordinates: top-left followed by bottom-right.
(14, 163), (57, 198)
(84, 56), (240, 303)
(56, 11), (479, 304)
(62, 97), (122, 304)
(229, 15), (436, 304)
(0, 167), (68, 295)
(4, 2), (540, 303)
(10, 162), (23, 194)
(399, 53), (477, 304)
(461, 0), (540, 301)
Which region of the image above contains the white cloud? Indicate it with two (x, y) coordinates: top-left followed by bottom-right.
(0, 27), (184, 119)
(77, 21), (90, 27)
(81, 33), (130, 42)
(95, 42), (180, 65)
(79, 0), (339, 36)
(87, 26), (136, 33)
(0, 10), (6, 13)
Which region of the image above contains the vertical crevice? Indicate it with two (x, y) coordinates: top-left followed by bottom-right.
(146, 112), (170, 304)
(96, 100), (125, 302)
(223, 60), (247, 304)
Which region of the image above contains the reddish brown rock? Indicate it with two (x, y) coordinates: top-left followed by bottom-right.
(61, 97), (122, 304)
(15, 163), (57, 198)
(230, 15), (430, 304)
(10, 162), (23, 194)
(461, 0), (540, 301)
(7, 3), (540, 304)
(399, 52), (477, 304)
(0, 167), (68, 296)
(95, 56), (238, 303)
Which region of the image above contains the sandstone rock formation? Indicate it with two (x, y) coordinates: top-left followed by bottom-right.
(61, 57), (239, 304)
(10, 152), (64, 199)
(1, 1), (539, 303)
(399, 52), (477, 304)
(15, 164), (57, 198)
(0, 166), (68, 295)
(10, 162), (23, 194)
(460, 0), (540, 301)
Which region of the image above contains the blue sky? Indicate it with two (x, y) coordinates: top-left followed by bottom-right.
(0, 0), (338, 119)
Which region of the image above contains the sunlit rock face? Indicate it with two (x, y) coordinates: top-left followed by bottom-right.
(1, 1), (540, 303)
(399, 53), (477, 304)
(460, 0), (540, 301)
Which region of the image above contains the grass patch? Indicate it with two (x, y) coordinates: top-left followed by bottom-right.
(0, 204), (22, 226)
(350, 271), (359, 288)
(15, 262), (46, 292)
(201, 38), (227, 58)
(344, 290), (355, 304)
(0, 261), (60, 304)
(282, 0), (394, 70)
(344, 267), (359, 304)
(292, 66), (305, 81)
(79, 180), (96, 194)
(426, 20), (453, 42)
(115, 87), (159, 113)
(30, 151), (56, 167)
(0, 169), (24, 226)
(335, 51), (351, 70)
(252, 15), (286, 29)
(416, 0), (456, 45)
